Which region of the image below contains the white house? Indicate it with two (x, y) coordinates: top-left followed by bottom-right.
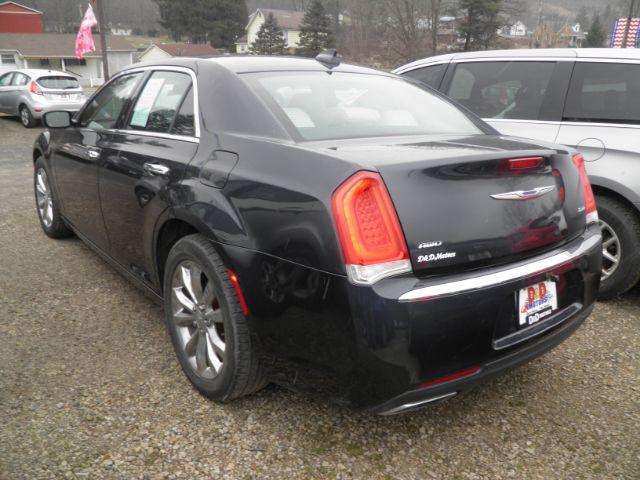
(235, 8), (304, 53)
(138, 43), (222, 63)
(499, 21), (527, 37)
(0, 32), (136, 85)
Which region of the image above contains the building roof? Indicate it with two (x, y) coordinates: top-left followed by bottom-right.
(155, 43), (222, 57)
(250, 8), (304, 31)
(0, 33), (135, 57)
(0, 2), (42, 14)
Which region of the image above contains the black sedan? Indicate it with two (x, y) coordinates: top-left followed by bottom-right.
(33, 54), (602, 415)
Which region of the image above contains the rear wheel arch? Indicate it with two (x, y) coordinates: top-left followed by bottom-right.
(591, 185), (640, 218)
(154, 218), (233, 295)
(591, 185), (640, 298)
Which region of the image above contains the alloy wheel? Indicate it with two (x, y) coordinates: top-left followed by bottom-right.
(21, 107), (30, 126)
(35, 168), (54, 228)
(600, 220), (621, 281)
(171, 261), (226, 379)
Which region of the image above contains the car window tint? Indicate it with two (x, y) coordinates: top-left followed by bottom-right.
(37, 76), (79, 89)
(446, 62), (555, 120)
(403, 64), (446, 88)
(170, 86), (195, 136)
(243, 72), (483, 141)
(12, 73), (28, 86)
(128, 71), (192, 134)
(79, 73), (141, 130)
(0, 72), (14, 86)
(564, 62), (640, 123)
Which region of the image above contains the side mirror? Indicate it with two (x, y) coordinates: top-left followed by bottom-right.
(43, 111), (72, 129)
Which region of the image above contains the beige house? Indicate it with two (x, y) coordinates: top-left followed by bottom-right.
(235, 8), (304, 53)
(0, 32), (135, 85)
(138, 43), (222, 63)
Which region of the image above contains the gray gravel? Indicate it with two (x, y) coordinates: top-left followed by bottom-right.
(0, 115), (639, 480)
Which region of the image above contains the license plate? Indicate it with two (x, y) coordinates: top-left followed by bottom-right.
(517, 281), (558, 327)
(59, 94), (69, 100)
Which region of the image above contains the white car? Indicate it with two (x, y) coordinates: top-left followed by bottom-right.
(0, 69), (86, 127)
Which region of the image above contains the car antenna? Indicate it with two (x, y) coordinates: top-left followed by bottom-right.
(315, 49), (341, 70)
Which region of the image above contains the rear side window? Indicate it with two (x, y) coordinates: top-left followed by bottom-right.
(80, 73), (142, 130)
(128, 71), (194, 135)
(170, 87), (195, 136)
(403, 64), (446, 89)
(37, 76), (79, 89)
(564, 62), (640, 124)
(446, 61), (555, 120)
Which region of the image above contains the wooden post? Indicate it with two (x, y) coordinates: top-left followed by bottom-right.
(94, 0), (110, 81)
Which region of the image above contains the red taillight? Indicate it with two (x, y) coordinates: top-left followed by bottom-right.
(29, 81), (43, 96)
(417, 366), (481, 390)
(508, 157), (544, 170)
(572, 154), (598, 224)
(227, 269), (249, 316)
(332, 171), (411, 284)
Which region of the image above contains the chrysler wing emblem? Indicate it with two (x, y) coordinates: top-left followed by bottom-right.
(490, 185), (555, 201)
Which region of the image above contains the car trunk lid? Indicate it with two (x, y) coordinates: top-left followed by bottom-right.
(322, 135), (586, 276)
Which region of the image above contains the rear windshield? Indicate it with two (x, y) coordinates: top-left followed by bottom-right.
(242, 71), (484, 141)
(37, 76), (79, 89)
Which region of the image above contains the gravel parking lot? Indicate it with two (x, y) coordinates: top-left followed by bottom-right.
(0, 115), (638, 480)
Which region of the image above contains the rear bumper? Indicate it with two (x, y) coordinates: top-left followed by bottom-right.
(29, 100), (85, 118)
(370, 303), (593, 415)
(346, 224), (602, 411)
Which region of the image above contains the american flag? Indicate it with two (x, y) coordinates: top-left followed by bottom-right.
(611, 18), (640, 48)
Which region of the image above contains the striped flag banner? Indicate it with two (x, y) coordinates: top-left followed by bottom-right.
(611, 18), (640, 48)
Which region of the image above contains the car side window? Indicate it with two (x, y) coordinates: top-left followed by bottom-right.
(0, 72), (14, 86)
(564, 62), (640, 124)
(403, 64), (446, 89)
(446, 62), (555, 120)
(12, 73), (28, 86)
(127, 71), (194, 135)
(170, 86), (195, 136)
(79, 73), (142, 130)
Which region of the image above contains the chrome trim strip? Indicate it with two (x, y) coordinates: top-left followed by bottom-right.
(114, 129), (200, 143)
(399, 233), (601, 302)
(486, 118), (640, 130)
(452, 57), (574, 63)
(379, 392), (457, 416)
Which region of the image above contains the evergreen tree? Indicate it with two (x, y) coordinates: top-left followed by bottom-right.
(298, 0), (334, 57)
(458, 0), (503, 51)
(153, 0), (247, 49)
(585, 15), (606, 47)
(250, 13), (287, 55)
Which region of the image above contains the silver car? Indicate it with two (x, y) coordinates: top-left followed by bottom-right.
(0, 69), (86, 128)
(395, 48), (640, 299)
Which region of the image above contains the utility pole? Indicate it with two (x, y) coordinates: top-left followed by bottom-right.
(93, 0), (110, 81)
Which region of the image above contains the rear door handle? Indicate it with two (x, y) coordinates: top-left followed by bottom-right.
(143, 162), (170, 176)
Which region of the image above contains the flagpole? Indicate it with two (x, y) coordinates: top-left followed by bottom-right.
(94, 0), (110, 81)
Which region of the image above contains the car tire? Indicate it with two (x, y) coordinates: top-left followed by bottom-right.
(34, 157), (73, 238)
(596, 196), (640, 299)
(163, 234), (267, 402)
(20, 105), (36, 128)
